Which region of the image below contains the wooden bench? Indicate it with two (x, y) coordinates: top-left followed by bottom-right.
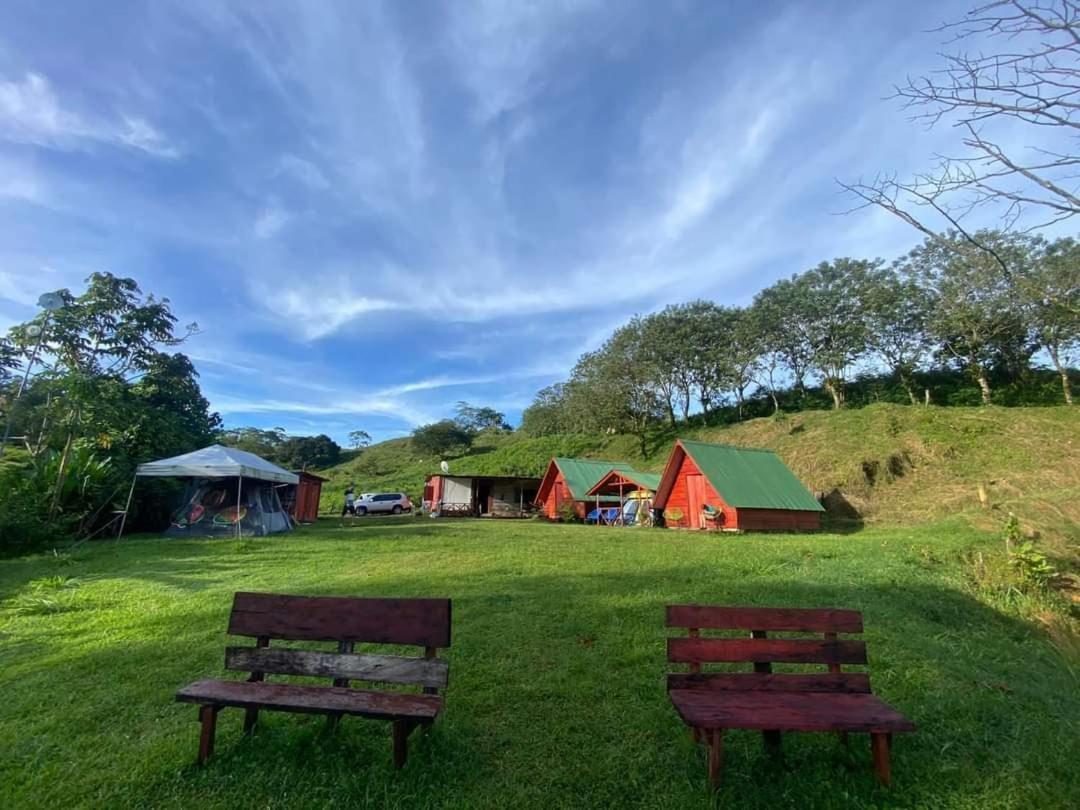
(176, 592), (451, 768)
(666, 605), (915, 788)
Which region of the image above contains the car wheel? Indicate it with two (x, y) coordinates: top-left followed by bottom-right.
(356, 506), (367, 516)
(392, 505), (403, 514)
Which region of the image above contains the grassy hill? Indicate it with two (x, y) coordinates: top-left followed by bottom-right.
(320, 404), (1079, 558)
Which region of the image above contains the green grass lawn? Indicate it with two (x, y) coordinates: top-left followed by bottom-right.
(1, 518), (1077, 809)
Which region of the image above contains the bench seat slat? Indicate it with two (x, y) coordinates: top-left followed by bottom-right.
(667, 672), (871, 693)
(176, 679), (443, 721)
(228, 592), (451, 647)
(668, 637), (868, 665)
(669, 689), (915, 733)
(666, 605), (863, 634)
(225, 647), (449, 688)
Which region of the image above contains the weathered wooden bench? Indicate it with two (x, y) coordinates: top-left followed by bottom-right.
(176, 592), (451, 768)
(666, 605), (915, 788)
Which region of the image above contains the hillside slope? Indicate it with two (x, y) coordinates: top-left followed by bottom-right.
(319, 405), (1079, 552)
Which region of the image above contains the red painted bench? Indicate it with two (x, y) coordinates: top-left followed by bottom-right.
(666, 605), (915, 788)
(176, 592), (451, 768)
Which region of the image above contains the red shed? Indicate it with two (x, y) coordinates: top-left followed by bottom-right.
(653, 440), (823, 531)
(281, 470), (327, 523)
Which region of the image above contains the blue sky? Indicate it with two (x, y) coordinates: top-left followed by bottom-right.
(0, 0), (1039, 444)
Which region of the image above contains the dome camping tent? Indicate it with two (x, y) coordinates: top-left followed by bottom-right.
(119, 445), (299, 537)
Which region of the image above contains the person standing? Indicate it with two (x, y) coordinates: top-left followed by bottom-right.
(342, 482), (356, 516)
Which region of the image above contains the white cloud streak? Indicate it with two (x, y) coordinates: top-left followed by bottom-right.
(0, 73), (178, 157)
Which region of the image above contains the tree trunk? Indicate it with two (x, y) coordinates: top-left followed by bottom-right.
(899, 370), (918, 406)
(1046, 345), (1073, 405)
(49, 428), (75, 519)
(975, 368), (992, 406)
(770, 391), (780, 414)
(680, 387), (691, 421)
(824, 379), (844, 409)
(1059, 367), (1073, 406)
(666, 400), (676, 427)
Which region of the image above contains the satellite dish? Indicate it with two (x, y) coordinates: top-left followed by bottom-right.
(25, 324), (42, 338)
(440, 461), (449, 474)
(37, 292), (65, 311)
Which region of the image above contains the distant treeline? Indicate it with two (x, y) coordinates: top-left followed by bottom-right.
(521, 231), (1078, 449)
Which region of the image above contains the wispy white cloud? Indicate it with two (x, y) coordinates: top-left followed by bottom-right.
(253, 203), (290, 239)
(0, 73), (178, 157)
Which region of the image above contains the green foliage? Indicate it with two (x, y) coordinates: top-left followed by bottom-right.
(454, 402), (511, 432)
(347, 429), (372, 450)
(1004, 514), (1058, 589)
(521, 229), (1076, 438)
(276, 434), (341, 469)
(0, 274), (220, 552)
(411, 419), (474, 457)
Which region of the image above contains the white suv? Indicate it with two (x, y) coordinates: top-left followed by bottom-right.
(355, 492), (412, 515)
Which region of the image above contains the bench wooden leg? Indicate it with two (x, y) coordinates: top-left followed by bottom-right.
(392, 720), (414, 769)
(198, 705), (219, 765)
(763, 729), (782, 758)
(243, 708), (259, 735)
(691, 726), (701, 744)
(871, 733), (891, 787)
(707, 729), (724, 789)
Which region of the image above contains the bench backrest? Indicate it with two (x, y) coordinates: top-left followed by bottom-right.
(666, 604), (870, 694)
(225, 592), (452, 693)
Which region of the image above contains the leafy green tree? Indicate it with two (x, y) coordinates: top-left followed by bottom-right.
(411, 420), (474, 457)
(1021, 237), (1080, 404)
(348, 430), (372, 449)
(752, 278), (814, 396)
(797, 259), (874, 409)
(681, 302), (734, 421)
(861, 265), (932, 405)
(0, 273), (198, 518)
(567, 318), (662, 454)
(278, 434), (341, 469)
(904, 231), (1036, 405)
(641, 305), (699, 424)
(219, 426), (287, 459)
(520, 383), (570, 436)
(454, 402), (511, 432)
(727, 307), (763, 420)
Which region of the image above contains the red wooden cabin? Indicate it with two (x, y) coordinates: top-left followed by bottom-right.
(534, 457), (634, 520)
(653, 440), (823, 531)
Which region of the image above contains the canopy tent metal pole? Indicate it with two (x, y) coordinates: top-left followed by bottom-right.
(595, 492), (599, 527)
(618, 481), (625, 526)
(116, 473), (138, 538)
(236, 475), (242, 539)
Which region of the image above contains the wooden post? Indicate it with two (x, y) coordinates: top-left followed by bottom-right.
(198, 705), (219, 765)
(327, 640), (354, 730)
(244, 636), (270, 734)
(750, 629), (783, 756)
(392, 720), (413, 769)
(871, 733), (891, 786)
(707, 728), (724, 788)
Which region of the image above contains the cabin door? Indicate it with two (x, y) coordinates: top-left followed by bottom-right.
(686, 474), (706, 529)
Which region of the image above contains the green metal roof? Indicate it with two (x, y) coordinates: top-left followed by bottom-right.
(553, 457), (636, 500)
(678, 440), (824, 512)
(586, 467), (662, 494)
(622, 470), (662, 490)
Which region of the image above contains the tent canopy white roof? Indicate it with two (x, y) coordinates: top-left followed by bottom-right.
(135, 444), (299, 484)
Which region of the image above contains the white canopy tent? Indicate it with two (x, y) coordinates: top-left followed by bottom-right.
(119, 445), (299, 537)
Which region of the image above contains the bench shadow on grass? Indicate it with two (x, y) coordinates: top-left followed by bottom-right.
(11, 564), (1077, 809)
